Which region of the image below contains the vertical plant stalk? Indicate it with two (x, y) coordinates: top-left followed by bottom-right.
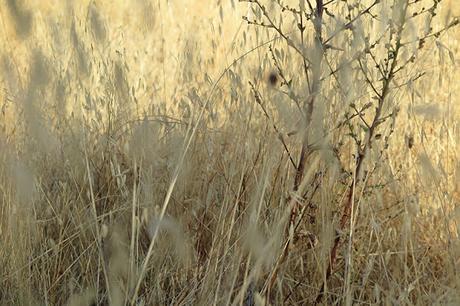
(127, 158), (139, 304)
(315, 3), (408, 303)
(84, 149), (112, 305)
(263, 0), (325, 299)
(291, 0), (323, 234)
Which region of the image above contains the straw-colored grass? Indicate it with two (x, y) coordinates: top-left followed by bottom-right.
(0, 0), (459, 305)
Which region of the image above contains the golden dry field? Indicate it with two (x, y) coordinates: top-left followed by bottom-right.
(1, 0), (460, 305)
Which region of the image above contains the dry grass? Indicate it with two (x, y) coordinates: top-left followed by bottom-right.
(0, 0), (459, 305)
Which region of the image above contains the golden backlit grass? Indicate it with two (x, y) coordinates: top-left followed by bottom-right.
(0, 0), (459, 305)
